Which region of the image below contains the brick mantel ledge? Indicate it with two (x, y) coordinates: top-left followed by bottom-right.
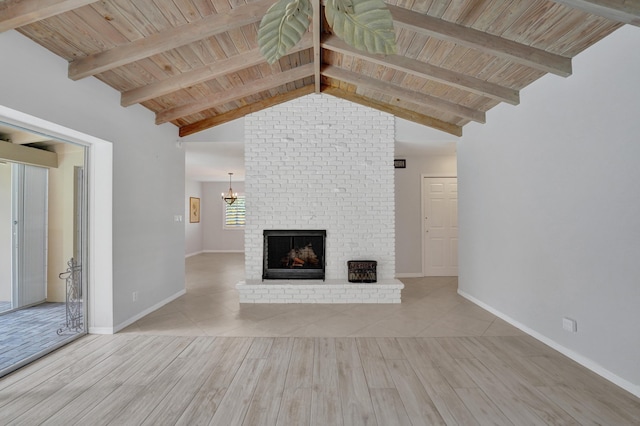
(236, 279), (404, 304)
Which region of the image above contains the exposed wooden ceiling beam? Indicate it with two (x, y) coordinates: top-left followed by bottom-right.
(322, 65), (485, 123)
(313, 0), (322, 93)
(179, 85), (315, 137)
(551, 0), (640, 26)
(388, 4), (572, 77)
(68, 0), (273, 80)
(121, 35), (313, 107)
(322, 35), (519, 105)
(0, 0), (97, 33)
(322, 86), (462, 136)
(156, 63), (315, 124)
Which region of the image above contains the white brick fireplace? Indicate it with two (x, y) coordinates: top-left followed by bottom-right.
(237, 94), (403, 303)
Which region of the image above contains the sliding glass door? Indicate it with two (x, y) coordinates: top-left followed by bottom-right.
(12, 163), (48, 310)
(0, 128), (88, 376)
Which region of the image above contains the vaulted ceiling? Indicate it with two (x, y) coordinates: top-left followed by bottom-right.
(2, 0), (637, 137)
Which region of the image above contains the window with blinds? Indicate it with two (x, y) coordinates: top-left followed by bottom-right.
(224, 196), (245, 228)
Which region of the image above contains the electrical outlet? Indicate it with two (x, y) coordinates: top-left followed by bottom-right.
(132, 291), (138, 302)
(562, 317), (577, 333)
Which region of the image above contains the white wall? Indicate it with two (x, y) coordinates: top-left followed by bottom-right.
(0, 30), (186, 329)
(0, 164), (11, 302)
(202, 181), (245, 253)
(458, 25), (640, 396)
(245, 94), (395, 281)
(394, 154), (457, 276)
(185, 179), (203, 256)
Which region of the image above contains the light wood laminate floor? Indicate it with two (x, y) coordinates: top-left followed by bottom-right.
(1, 253), (639, 425)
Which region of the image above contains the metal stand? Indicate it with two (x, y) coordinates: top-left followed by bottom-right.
(57, 258), (83, 335)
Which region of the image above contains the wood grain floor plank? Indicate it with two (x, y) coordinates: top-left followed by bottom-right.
(7, 337), (161, 425)
(455, 357), (549, 425)
(277, 387), (313, 426)
(243, 337), (294, 426)
(355, 337), (394, 388)
(101, 338), (198, 425)
(175, 337), (253, 426)
(284, 337), (314, 389)
(209, 357), (266, 425)
(514, 335), (557, 357)
(417, 337), (477, 389)
(397, 337), (435, 368)
(454, 387), (514, 426)
(0, 334), (122, 394)
(121, 336), (193, 387)
(369, 388), (412, 426)
(417, 337), (457, 367)
(458, 336), (503, 361)
(496, 335), (547, 357)
(463, 338), (581, 425)
(436, 336), (475, 359)
(141, 338), (238, 425)
(275, 337), (315, 425)
(386, 358), (446, 425)
(479, 336), (558, 387)
(246, 337), (274, 359)
(75, 384), (147, 426)
(0, 334), (140, 421)
(537, 384), (631, 425)
(531, 353), (640, 421)
(67, 337), (187, 426)
(177, 336), (219, 359)
(1, 334), (638, 425)
(374, 337), (405, 360)
(310, 337), (343, 426)
(398, 338), (478, 425)
(335, 338), (378, 425)
(0, 334), (101, 391)
(39, 382), (121, 426)
(6, 362), (118, 425)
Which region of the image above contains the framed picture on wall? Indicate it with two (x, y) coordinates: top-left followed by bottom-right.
(189, 197), (200, 223)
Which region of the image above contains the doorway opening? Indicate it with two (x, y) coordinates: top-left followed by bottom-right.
(0, 105), (113, 377)
(0, 125), (88, 376)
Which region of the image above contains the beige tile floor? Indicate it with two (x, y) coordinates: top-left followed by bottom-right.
(121, 253), (524, 338)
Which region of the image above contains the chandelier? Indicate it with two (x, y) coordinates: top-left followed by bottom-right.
(221, 172), (238, 205)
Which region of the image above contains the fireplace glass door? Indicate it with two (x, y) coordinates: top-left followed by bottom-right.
(263, 230), (326, 280)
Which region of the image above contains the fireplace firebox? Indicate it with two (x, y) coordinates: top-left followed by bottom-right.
(263, 230), (326, 280)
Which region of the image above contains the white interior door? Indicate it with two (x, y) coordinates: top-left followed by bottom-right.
(12, 163), (48, 308)
(423, 177), (458, 276)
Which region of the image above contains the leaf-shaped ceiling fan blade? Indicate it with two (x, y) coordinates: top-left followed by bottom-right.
(258, 0), (313, 64)
(325, 0), (396, 55)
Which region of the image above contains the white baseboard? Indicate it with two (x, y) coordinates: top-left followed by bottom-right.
(105, 289), (187, 334)
(458, 289), (640, 398)
(395, 273), (423, 278)
(186, 250), (244, 258)
(88, 326), (115, 334)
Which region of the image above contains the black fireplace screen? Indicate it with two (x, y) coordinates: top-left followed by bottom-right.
(263, 230), (326, 280)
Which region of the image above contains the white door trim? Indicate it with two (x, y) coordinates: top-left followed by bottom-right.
(0, 105), (114, 333)
(421, 174), (457, 276)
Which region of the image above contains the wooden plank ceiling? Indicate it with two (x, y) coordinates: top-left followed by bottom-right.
(2, 0), (636, 137)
